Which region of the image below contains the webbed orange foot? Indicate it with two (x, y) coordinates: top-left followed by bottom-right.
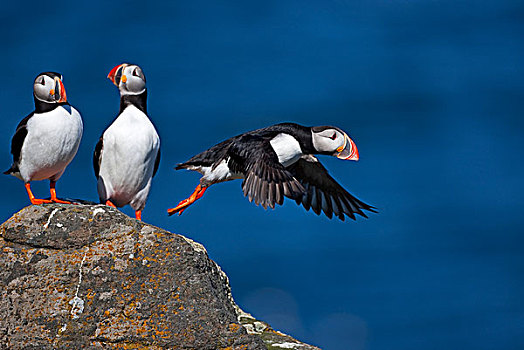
(167, 185), (207, 216)
(167, 199), (191, 216)
(49, 181), (75, 204)
(30, 198), (54, 205)
(25, 183), (53, 205)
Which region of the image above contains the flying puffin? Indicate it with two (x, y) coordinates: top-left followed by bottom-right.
(168, 123), (376, 221)
(93, 63), (160, 220)
(4, 72), (83, 204)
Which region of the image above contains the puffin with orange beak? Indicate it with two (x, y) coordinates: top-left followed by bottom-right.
(168, 123), (376, 221)
(4, 72), (83, 204)
(93, 63), (160, 220)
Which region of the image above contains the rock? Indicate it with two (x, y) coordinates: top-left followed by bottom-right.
(0, 204), (320, 350)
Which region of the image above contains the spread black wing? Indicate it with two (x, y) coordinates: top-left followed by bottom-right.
(287, 157), (377, 221)
(4, 112), (33, 175)
(93, 136), (103, 178)
(227, 134), (305, 209)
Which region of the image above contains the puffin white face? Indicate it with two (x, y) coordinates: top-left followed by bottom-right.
(311, 126), (359, 160)
(107, 63), (146, 95)
(33, 72), (67, 103)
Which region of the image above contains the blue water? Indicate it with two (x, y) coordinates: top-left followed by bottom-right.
(1, 1), (523, 349)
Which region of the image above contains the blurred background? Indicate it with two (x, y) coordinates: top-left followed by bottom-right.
(1, 1), (523, 349)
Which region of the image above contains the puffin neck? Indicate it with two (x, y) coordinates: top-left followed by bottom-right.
(33, 96), (68, 113)
(120, 90), (147, 114)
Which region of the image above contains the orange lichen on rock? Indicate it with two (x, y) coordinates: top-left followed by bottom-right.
(0, 204), (318, 350)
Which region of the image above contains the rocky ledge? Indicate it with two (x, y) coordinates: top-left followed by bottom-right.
(0, 204), (319, 350)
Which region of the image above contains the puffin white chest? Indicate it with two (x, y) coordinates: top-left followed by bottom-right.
(98, 105), (160, 206)
(20, 105), (83, 181)
(269, 133), (303, 167)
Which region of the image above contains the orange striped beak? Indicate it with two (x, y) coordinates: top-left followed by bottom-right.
(107, 63), (127, 86)
(336, 133), (359, 161)
(52, 77), (67, 103)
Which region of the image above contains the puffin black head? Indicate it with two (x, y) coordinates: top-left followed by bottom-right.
(33, 72), (67, 104)
(311, 126), (359, 160)
(107, 63), (146, 96)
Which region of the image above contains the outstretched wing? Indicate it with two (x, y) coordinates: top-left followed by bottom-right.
(227, 134), (305, 209)
(287, 156), (377, 221)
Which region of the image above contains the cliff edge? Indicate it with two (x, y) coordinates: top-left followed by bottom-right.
(0, 204), (319, 350)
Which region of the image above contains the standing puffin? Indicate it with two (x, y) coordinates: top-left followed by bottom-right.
(4, 72), (83, 204)
(168, 123), (376, 221)
(93, 63), (160, 220)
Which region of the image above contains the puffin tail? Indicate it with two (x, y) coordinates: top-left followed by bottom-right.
(4, 162), (22, 178)
(175, 163), (189, 171)
(3, 166), (16, 175)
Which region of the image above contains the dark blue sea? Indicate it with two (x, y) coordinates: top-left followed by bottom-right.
(1, 1), (523, 349)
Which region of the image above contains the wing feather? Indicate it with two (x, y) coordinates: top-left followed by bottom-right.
(287, 157), (376, 221)
(227, 134), (304, 209)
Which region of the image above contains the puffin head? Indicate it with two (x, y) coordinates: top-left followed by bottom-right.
(33, 72), (67, 104)
(107, 63), (146, 95)
(311, 126), (359, 160)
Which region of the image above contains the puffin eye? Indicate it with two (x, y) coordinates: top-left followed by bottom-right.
(330, 133), (337, 140)
(40, 77), (46, 85)
(133, 67), (139, 77)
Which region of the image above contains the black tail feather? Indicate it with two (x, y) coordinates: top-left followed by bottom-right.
(3, 165), (17, 175)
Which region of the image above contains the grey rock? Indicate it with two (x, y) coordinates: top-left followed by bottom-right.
(0, 204), (320, 350)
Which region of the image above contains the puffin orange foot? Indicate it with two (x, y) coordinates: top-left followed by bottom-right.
(30, 198), (53, 205)
(167, 199), (191, 216)
(25, 183), (52, 205)
(105, 200), (116, 208)
(49, 181), (74, 204)
(167, 185), (207, 217)
(135, 210), (142, 221)
(52, 198), (73, 204)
